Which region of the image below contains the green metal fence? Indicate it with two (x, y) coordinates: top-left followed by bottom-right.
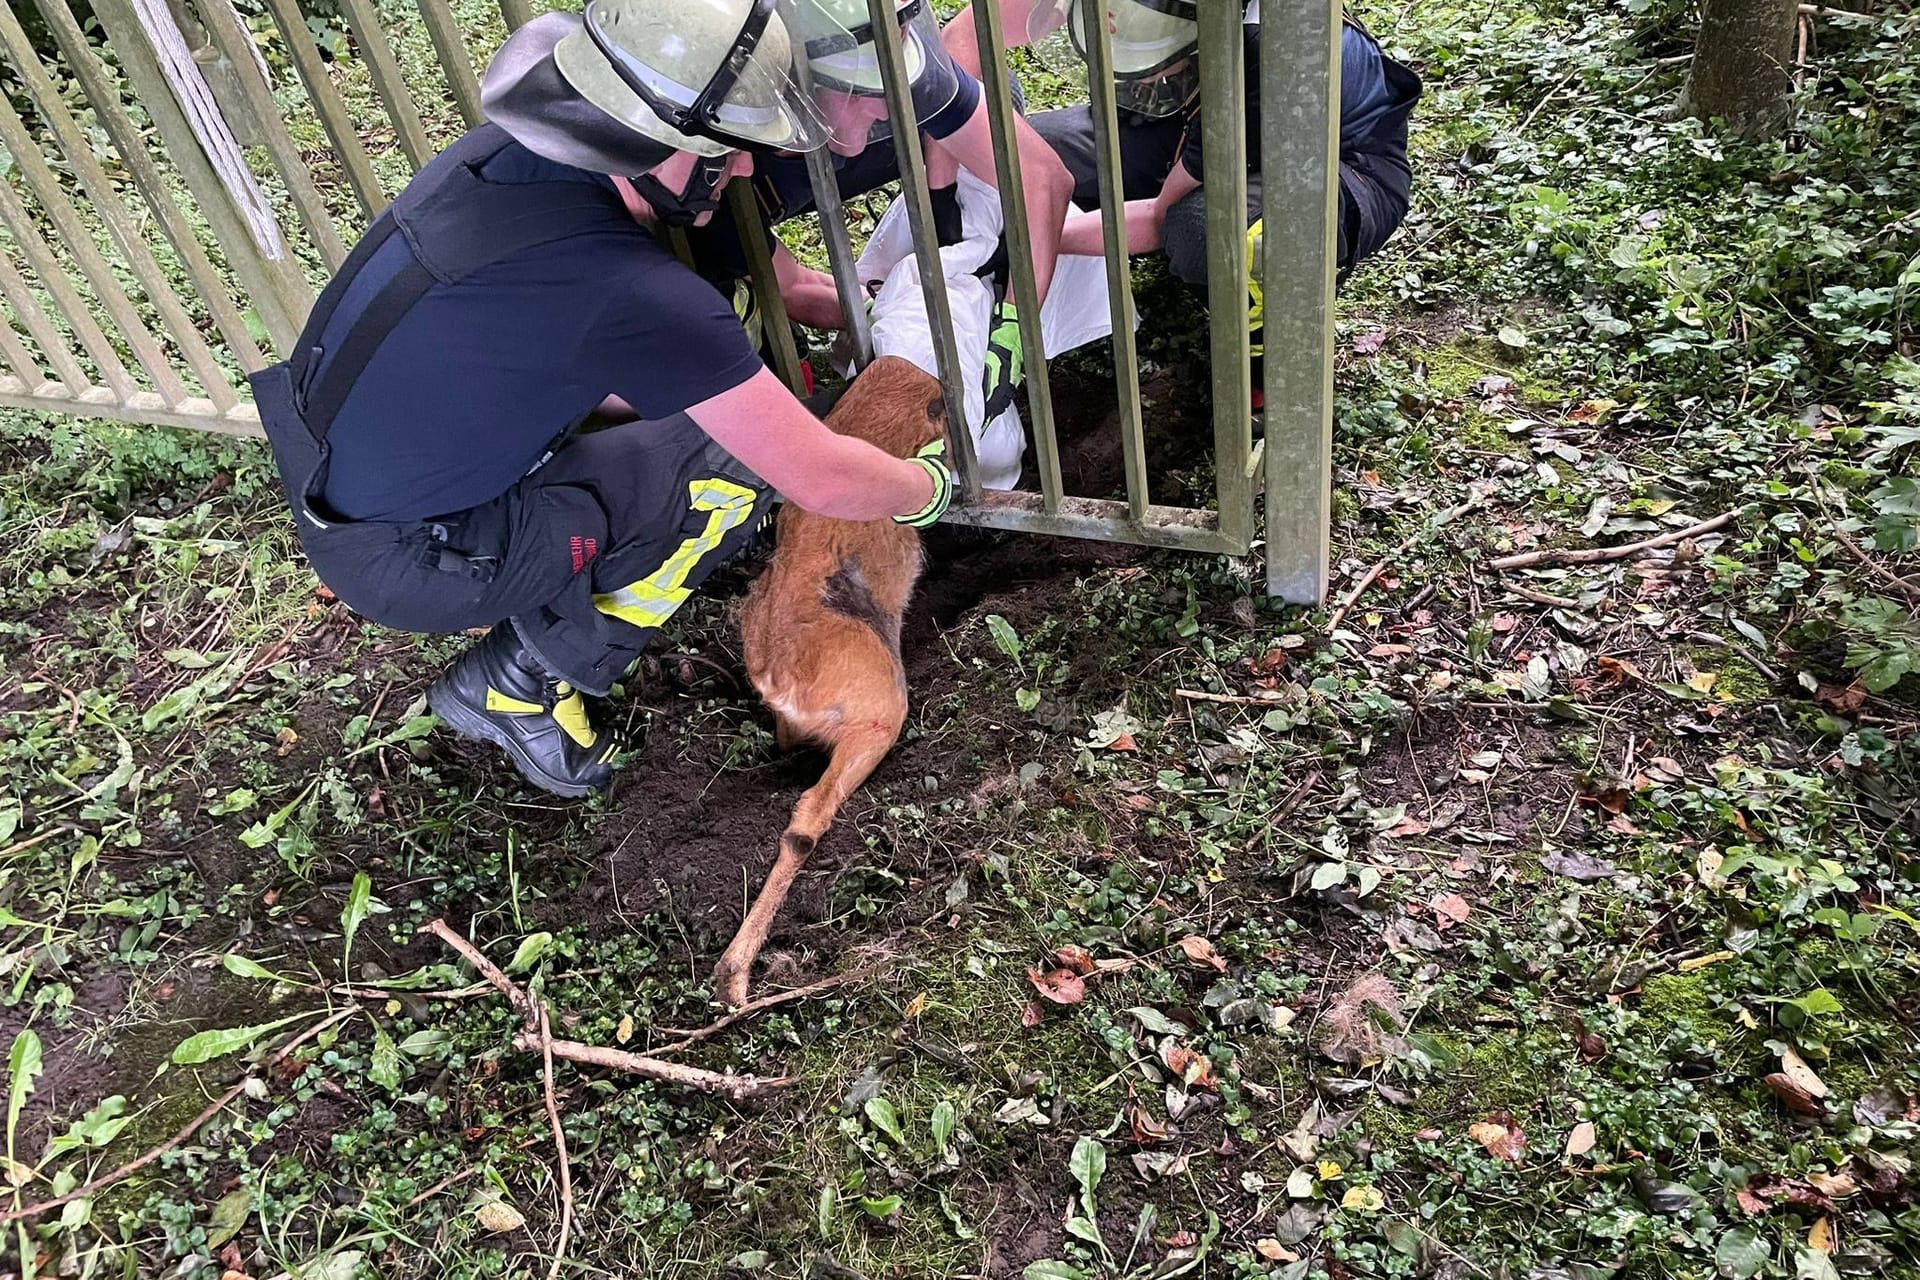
(0, 0), (1340, 601)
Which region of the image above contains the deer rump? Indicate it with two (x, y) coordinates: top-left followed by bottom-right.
(714, 356), (946, 1005)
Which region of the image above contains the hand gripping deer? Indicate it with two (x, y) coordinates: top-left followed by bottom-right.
(713, 357), (948, 1005)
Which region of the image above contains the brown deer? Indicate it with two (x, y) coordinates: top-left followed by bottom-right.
(713, 356), (947, 1006)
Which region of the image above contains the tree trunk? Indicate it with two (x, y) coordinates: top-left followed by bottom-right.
(1678, 0), (1801, 138)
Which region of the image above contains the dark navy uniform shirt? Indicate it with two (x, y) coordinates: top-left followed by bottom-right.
(318, 142), (764, 523)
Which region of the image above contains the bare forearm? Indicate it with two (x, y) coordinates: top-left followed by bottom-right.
(1060, 201), (1164, 257)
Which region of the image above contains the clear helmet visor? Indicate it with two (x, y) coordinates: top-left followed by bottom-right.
(787, 0), (962, 153)
(1068, 1), (1198, 80)
(560, 0), (831, 155)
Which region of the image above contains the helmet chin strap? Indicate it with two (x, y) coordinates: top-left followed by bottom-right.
(628, 154), (733, 228)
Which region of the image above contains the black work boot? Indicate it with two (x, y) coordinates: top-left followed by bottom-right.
(426, 623), (618, 798)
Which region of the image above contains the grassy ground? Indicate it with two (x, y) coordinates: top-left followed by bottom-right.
(3, 1), (1919, 1279)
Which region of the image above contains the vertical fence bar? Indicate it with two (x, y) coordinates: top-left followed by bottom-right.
(31, 0), (267, 371)
(0, 189), (139, 400)
(1078, 0), (1148, 521)
(782, 21), (874, 373)
(88, 0), (312, 355)
(417, 0), (486, 128)
(260, 0), (390, 220)
(498, 0), (538, 33)
(1262, 0), (1342, 603)
(0, 2), (239, 406)
(801, 148), (874, 369)
(970, 0), (1060, 510)
(728, 181), (809, 396)
(868, 0), (977, 498)
(195, 0), (351, 270)
(0, 116), (183, 402)
(0, 251), (92, 393)
(337, 0), (437, 172)
(1196, 3), (1253, 553)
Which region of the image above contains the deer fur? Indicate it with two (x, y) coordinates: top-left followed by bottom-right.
(714, 356), (947, 1006)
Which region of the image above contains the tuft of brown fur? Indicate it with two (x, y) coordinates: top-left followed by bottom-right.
(712, 357), (946, 1006)
(1312, 972), (1407, 1065)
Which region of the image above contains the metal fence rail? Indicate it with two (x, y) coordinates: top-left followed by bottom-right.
(0, 0), (1340, 601)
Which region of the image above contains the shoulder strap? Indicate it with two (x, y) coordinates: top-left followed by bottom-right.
(293, 125), (630, 442)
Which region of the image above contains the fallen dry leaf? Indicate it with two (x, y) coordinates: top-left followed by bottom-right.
(273, 726), (299, 757)
(903, 991), (928, 1020)
(475, 1200), (525, 1234)
(1386, 815), (1431, 839)
(1686, 671), (1719, 695)
(1130, 1106), (1170, 1145)
(1177, 935), (1229, 972)
(1736, 1187), (1770, 1215)
(615, 1015), (634, 1045)
(1678, 950), (1737, 973)
(1565, 1121), (1597, 1157)
(1810, 1216), (1836, 1254)
(1432, 893), (1472, 929)
(1162, 1042), (1216, 1089)
(1645, 756), (1686, 784)
(1367, 643), (1414, 659)
(1468, 1116), (1528, 1163)
(1595, 655), (1646, 686)
(1352, 329), (1388, 355)
(1122, 793), (1156, 812)
(1340, 1185), (1385, 1212)
(1254, 1239), (1300, 1263)
(1028, 968), (1085, 1006)
(1105, 733), (1138, 753)
(1807, 1170), (1857, 1198)
(1567, 397), (1621, 424)
(1764, 1072), (1824, 1115)
(1605, 814), (1641, 835)
(1054, 945), (1097, 976)
(1814, 681), (1867, 713)
(1779, 1046), (1830, 1099)
(1020, 1000), (1045, 1028)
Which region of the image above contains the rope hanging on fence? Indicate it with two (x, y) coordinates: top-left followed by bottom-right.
(130, 0), (286, 260)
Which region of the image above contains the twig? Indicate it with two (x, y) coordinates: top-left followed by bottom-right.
(651, 968), (876, 1055)
(425, 918), (783, 1099)
(1508, 584), (1582, 610)
(0, 1007), (358, 1225)
(1490, 511), (1736, 570)
(425, 918), (535, 1029)
(0, 827), (69, 861)
(404, 1166), (483, 1209)
(1798, 3), (1864, 16)
(518, 1035), (795, 1101)
(1686, 630), (1782, 683)
(1172, 688), (1290, 708)
(1824, 515), (1920, 605)
(538, 1006), (574, 1280)
(1329, 496), (1483, 632)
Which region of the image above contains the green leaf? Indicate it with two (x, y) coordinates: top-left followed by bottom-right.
(1015, 687), (1041, 713)
(815, 1183), (837, 1241)
(47, 1096), (131, 1159)
(930, 1099), (956, 1153)
(7, 1029), (43, 1155)
(340, 872), (372, 966)
(859, 1193), (902, 1219)
(1310, 861), (1348, 892)
(221, 953), (293, 983)
(1126, 1006), (1186, 1036)
(985, 614), (1023, 666)
(397, 1029), (451, 1057)
(1715, 1225), (1770, 1280)
(1069, 1135), (1105, 1218)
(1795, 1246), (1841, 1280)
(1497, 325), (1528, 349)
(1023, 1263), (1090, 1280)
(506, 931), (554, 975)
(170, 1012), (309, 1065)
(206, 1186), (252, 1248)
(1065, 1215), (1105, 1249)
(864, 1096), (907, 1145)
(370, 1026), (401, 1092)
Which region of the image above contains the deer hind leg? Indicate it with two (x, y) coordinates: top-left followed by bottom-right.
(714, 718), (901, 1006)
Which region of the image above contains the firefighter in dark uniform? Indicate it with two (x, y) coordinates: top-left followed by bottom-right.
(247, 0), (957, 799)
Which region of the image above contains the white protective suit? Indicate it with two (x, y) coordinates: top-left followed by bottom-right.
(852, 168), (1121, 489)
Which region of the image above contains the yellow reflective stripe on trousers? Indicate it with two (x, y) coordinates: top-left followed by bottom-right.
(592, 477), (759, 630)
(732, 280), (763, 351)
(1245, 219), (1266, 361)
